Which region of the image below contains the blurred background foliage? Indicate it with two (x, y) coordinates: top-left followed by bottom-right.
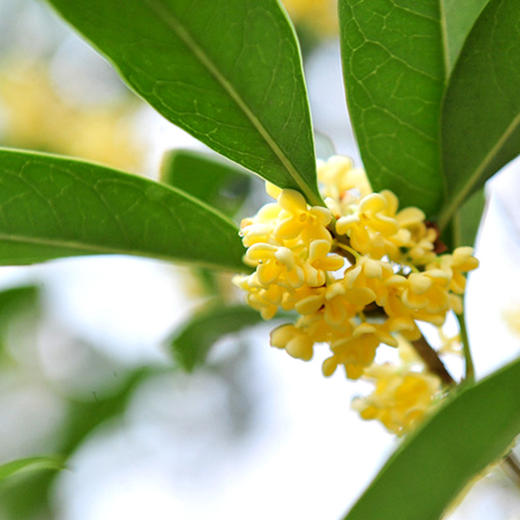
(1, 1), (520, 519)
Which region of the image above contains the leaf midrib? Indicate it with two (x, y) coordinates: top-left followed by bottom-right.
(439, 0), (451, 79)
(0, 232), (247, 272)
(142, 0), (322, 206)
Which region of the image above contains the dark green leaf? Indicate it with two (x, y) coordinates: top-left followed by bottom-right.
(343, 357), (520, 520)
(160, 149), (251, 218)
(339, 0), (445, 216)
(440, 0), (520, 229)
(0, 285), (39, 330)
(45, 0), (323, 206)
(0, 457), (65, 482)
(441, 0), (489, 73)
(453, 189), (486, 247)
(0, 148), (245, 271)
(170, 304), (265, 372)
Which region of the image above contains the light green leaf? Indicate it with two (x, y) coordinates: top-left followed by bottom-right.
(0, 148), (245, 271)
(45, 0), (323, 206)
(170, 304), (265, 372)
(439, 0), (520, 229)
(160, 149), (251, 218)
(0, 456), (65, 482)
(339, 0), (445, 216)
(440, 0), (489, 73)
(452, 189), (486, 247)
(343, 357), (520, 520)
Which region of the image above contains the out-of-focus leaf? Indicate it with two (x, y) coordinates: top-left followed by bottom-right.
(441, 0), (490, 73)
(0, 285), (39, 330)
(171, 304), (266, 372)
(343, 357), (520, 520)
(440, 0), (520, 229)
(0, 457), (65, 482)
(45, 0), (324, 206)
(160, 149), (251, 218)
(0, 366), (154, 518)
(0, 149), (245, 271)
(453, 189), (486, 247)
(339, 0), (445, 216)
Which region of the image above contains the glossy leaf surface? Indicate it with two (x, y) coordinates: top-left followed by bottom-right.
(0, 149), (245, 271)
(441, 0), (489, 72)
(344, 357), (520, 520)
(440, 0), (520, 228)
(46, 0), (323, 205)
(339, 0), (445, 216)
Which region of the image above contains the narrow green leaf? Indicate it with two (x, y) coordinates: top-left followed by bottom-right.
(339, 0), (445, 216)
(453, 189), (486, 247)
(0, 148), (245, 271)
(170, 304), (265, 372)
(440, 0), (520, 229)
(440, 0), (489, 72)
(343, 357), (520, 520)
(0, 456), (65, 481)
(45, 0), (323, 206)
(160, 149), (251, 218)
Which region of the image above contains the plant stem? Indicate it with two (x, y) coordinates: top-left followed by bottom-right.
(411, 334), (455, 385)
(456, 310), (475, 384)
(504, 453), (520, 488)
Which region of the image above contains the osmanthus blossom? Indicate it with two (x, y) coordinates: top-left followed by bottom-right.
(234, 155), (478, 434)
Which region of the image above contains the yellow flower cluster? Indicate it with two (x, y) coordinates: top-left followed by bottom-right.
(234, 156), (479, 380)
(282, 0), (338, 36)
(352, 340), (442, 436)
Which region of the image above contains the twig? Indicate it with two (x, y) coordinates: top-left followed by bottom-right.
(504, 453), (520, 488)
(411, 334), (456, 385)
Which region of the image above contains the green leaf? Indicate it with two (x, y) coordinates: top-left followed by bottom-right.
(0, 285), (39, 329)
(452, 189), (486, 247)
(170, 304), (265, 372)
(0, 457), (65, 482)
(0, 148), (245, 271)
(0, 285), (39, 357)
(339, 0), (445, 216)
(45, 0), (323, 206)
(440, 0), (489, 73)
(343, 357), (520, 520)
(160, 149), (252, 218)
(439, 0), (520, 229)
(0, 365), (155, 518)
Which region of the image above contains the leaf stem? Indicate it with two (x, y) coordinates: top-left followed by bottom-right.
(456, 309), (475, 383)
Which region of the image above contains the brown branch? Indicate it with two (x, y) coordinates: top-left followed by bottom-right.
(504, 453), (520, 486)
(411, 335), (455, 386)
